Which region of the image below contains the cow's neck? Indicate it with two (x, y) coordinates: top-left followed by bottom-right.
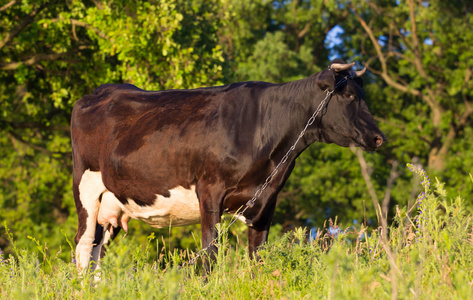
(257, 75), (326, 162)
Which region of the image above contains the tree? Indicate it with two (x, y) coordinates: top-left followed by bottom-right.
(226, 0), (390, 228)
(2, 0), (472, 260)
(227, 0), (350, 83)
(0, 0), (228, 256)
(231, 0), (473, 229)
(347, 0), (473, 172)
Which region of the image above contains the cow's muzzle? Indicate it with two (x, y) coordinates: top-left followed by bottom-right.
(356, 132), (385, 151)
(374, 134), (384, 148)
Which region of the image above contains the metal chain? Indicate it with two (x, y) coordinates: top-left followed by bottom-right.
(182, 77), (348, 267)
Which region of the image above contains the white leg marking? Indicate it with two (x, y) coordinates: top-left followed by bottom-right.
(76, 170), (106, 272)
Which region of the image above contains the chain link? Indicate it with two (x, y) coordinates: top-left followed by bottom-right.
(182, 76), (349, 267)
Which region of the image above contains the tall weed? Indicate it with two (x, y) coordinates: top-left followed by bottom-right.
(0, 165), (472, 298)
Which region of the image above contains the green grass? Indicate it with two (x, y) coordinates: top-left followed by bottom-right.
(1, 168), (473, 299)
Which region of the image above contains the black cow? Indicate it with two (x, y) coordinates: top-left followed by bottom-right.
(71, 60), (384, 272)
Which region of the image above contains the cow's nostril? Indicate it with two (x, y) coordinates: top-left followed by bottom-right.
(374, 135), (383, 148)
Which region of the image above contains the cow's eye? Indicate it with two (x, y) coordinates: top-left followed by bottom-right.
(343, 93), (355, 101)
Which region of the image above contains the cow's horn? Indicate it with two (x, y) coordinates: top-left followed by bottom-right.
(330, 62), (355, 72)
(351, 67), (366, 77)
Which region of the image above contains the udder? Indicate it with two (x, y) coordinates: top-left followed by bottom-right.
(97, 191), (130, 233)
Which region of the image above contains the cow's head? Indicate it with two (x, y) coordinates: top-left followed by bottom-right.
(314, 59), (385, 151)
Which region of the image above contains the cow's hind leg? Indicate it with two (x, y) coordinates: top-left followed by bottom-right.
(94, 191), (130, 260)
(90, 224), (105, 273)
(74, 170), (106, 272)
(91, 221), (123, 269)
(91, 191), (130, 275)
(90, 223), (120, 280)
(100, 226), (122, 258)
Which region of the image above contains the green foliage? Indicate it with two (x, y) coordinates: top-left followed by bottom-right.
(1, 0), (473, 282)
(237, 31), (315, 83)
(344, 0), (473, 171)
(0, 0), (228, 258)
(278, 144), (384, 226)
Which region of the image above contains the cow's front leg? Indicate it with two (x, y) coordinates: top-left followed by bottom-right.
(197, 185), (224, 274)
(248, 200), (277, 260)
(199, 209), (220, 273)
(248, 225), (271, 260)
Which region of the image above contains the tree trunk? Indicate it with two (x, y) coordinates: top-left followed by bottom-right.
(427, 103), (447, 170)
(428, 147), (446, 171)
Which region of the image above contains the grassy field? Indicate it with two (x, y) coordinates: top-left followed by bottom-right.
(1, 167), (472, 299)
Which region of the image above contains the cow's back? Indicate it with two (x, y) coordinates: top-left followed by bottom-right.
(71, 83), (234, 184)
(71, 82), (278, 203)
(71, 84), (140, 171)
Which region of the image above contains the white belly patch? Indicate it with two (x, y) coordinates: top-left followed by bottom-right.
(104, 185), (201, 228)
(125, 185), (201, 227)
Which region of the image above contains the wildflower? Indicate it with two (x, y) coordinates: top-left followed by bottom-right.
(407, 163), (431, 191)
(0, 248), (5, 265)
(408, 163), (432, 239)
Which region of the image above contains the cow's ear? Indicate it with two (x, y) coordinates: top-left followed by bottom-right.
(316, 69), (335, 91)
